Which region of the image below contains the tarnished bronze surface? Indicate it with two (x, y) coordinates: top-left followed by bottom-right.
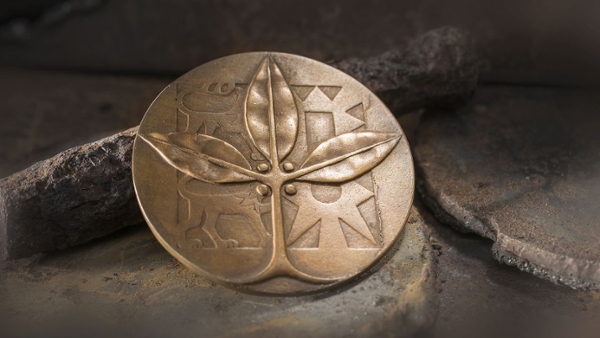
(0, 28), (477, 262)
(132, 52), (414, 294)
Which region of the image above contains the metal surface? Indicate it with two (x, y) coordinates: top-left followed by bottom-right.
(132, 52), (414, 294)
(0, 29), (476, 261)
(415, 85), (600, 289)
(0, 207), (437, 338)
(2, 63), (600, 337)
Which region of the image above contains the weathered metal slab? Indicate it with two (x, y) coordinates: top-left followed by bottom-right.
(0, 206), (437, 337)
(415, 86), (600, 289)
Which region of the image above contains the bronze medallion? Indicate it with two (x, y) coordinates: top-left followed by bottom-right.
(132, 52), (414, 294)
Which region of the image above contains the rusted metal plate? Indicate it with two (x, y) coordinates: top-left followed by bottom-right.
(0, 206), (437, 337)
(415, 85), (600, 289)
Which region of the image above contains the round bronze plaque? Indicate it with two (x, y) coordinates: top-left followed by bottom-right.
(133, 52), (414, 294)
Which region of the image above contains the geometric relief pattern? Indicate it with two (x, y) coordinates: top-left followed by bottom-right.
(139, 56), (401, 284)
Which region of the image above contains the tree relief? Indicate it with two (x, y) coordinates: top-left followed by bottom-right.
(139, 56), (401, 285)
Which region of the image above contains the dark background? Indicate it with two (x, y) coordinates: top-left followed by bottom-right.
(3, 0), (600, 177)
(1, 1), (600, 337)
(2, 0), (600, 84)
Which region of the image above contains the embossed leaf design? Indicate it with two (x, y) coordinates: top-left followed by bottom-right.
(245, 58), (298, 161)
(296, 132), (401, 183)
(138, 55), (407, 286)
(139, 133), (255, 183)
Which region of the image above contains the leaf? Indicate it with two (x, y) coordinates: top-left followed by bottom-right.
(245, 57), (298, 161)
(139, 132), (256, 183)
(269, 59), (298, 159)
(296, 132), (401, 183)
(245, 59), (270, 158)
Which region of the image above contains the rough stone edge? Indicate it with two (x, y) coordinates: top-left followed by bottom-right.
(416, 175), (495, 239)
(493, 234), (600, 290)
(0, 126), (142, 260)
(416, 168), (600, 291)
(0, 187), (7, 261)
(335, 25), (479, 116)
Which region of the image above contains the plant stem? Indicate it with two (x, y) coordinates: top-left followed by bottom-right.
(268, 181), (292, 269)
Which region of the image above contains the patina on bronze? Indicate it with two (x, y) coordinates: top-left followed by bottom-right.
(132, 52), (414, 294)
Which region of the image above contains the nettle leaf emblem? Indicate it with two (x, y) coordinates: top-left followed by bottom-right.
(140, 57), (401, 284)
